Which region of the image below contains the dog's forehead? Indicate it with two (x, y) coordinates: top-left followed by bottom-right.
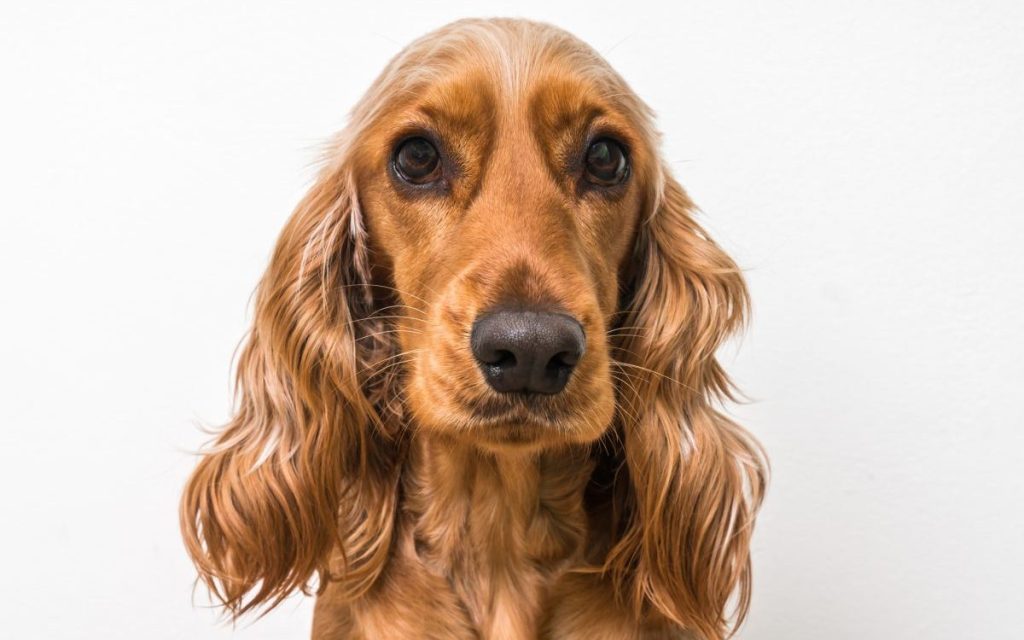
(350, 22), (657, 178)
(409, 59), (629, 142)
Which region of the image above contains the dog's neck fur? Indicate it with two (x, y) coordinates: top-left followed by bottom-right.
(403, 435), (594, 639)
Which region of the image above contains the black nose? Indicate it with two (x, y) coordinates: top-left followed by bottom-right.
(470, 310), (585, 395)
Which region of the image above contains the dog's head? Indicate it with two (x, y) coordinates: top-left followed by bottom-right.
(182, 19), (766, 639)
(348, 21), (662, 451)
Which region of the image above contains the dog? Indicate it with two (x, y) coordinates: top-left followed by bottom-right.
(181, 18), (767, 640)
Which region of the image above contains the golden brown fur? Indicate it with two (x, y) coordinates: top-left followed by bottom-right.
(181, 18), (767, 639)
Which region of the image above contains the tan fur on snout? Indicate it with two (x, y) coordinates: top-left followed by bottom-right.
(181, 18), (767, 640)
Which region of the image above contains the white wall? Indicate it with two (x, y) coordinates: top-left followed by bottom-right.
(2, 1), (1022, 638)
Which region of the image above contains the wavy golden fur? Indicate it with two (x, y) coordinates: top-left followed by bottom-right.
(181, 18), (767, 640)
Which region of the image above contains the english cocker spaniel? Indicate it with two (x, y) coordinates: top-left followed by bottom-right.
(181, 18), (767, 640)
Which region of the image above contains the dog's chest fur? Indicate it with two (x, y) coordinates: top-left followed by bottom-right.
(404, 441), (591, 639)
(311, 437), (688, 639)
(313, 438), (642, 639)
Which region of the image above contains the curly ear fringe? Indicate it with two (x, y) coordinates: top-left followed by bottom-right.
(607, 171), (768, 640)
(179, 166), (400, 617)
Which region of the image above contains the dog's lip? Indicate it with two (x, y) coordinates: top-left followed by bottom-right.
(459, 392), (572, 427)
(473, 408), (549, 427)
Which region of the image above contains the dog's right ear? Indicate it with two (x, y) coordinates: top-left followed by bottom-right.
(180, 161), (398, 616)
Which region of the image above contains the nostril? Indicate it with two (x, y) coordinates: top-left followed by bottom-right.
(556, 349), (581, 367)
(491, 350), (517, 368)
(546, 350), (578, 373)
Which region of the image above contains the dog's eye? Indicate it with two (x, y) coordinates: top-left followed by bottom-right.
(394, 137), (441, 184)
(584, 138), (628, 186)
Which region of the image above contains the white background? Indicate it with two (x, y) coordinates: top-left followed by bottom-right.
(2, 1), (1022, 638)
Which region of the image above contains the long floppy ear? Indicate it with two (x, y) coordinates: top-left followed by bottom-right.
(179, 160), (399, 616)
(607, 170), (768, 639)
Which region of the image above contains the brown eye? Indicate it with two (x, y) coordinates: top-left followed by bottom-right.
(394, 137), (441, 183)
(584, 138), (628, 186)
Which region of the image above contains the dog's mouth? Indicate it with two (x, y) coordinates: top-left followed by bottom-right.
(456, 399), (569, 447)
(465, 391), (577, 424)
(446, 381), (604, 447)
(406, 355), (613, 449)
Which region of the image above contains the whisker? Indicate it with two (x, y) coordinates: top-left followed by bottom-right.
(606, 332), (648, 341)
(609, 368), (644, 399)
(355, 327), (423, 343)
(370, 302), (429, 317)
(365, 348), (424, 368)
(379, 387), (408, 419)
(605, 309), (640, 319)
(609, 374), (644, 425)
(337, 283), (433, 310)
(351, 314), (431, 325)
(605, 325), (648, 335)
(362, 356), (421, 380)
(607, 343), (650, 363)
(357, 348), (424, 377)
(610, 360), (699, 394)
(609, 371), (643, 401)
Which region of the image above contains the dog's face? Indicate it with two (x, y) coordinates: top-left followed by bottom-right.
(350, 51), (654, 451)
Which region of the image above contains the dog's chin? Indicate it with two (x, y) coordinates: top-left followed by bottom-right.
(467, 417), (564, 452)
(454, 410), (610, 453)
(407, 378), (614, 453)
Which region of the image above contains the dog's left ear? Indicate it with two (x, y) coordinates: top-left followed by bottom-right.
(607, 168), (768, 639)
